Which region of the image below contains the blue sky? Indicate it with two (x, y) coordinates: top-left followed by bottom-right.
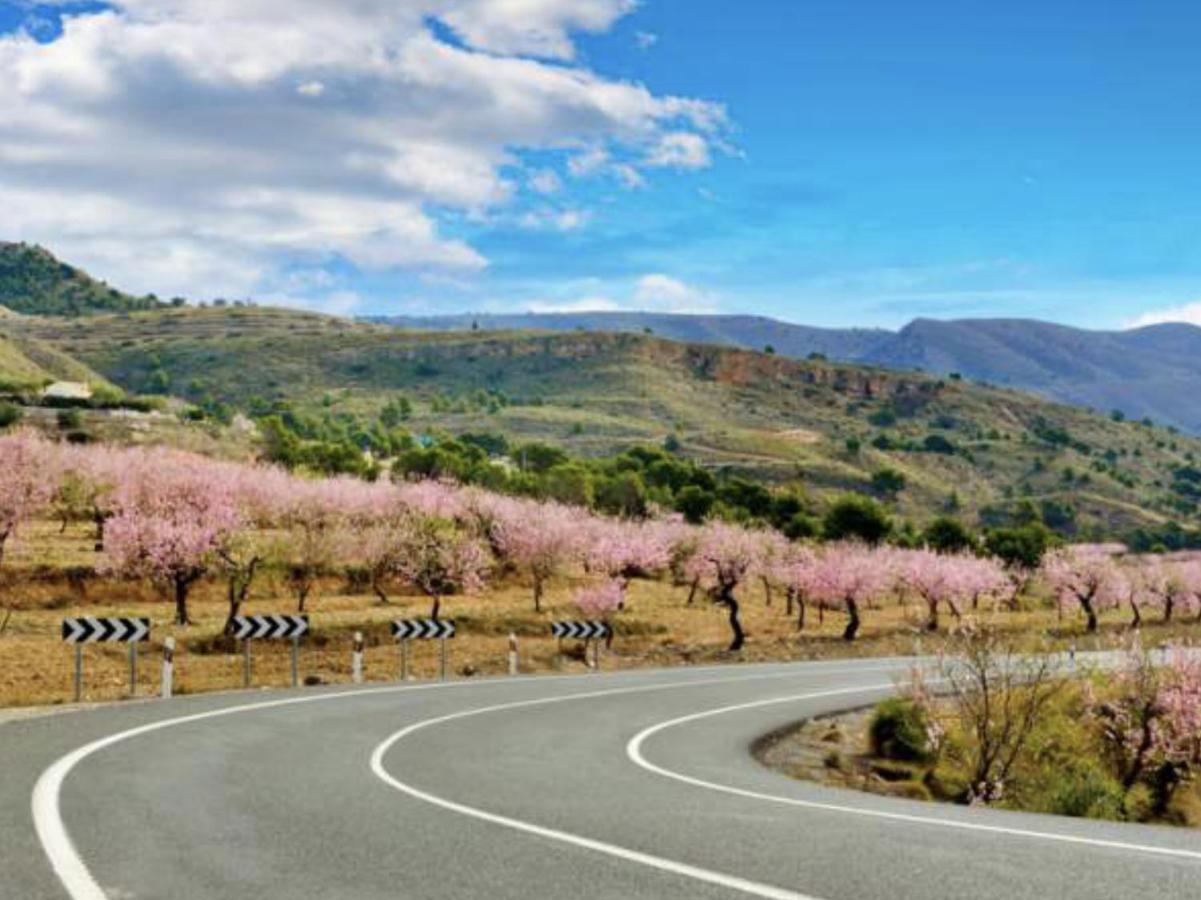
(2, 1), (1200, 329)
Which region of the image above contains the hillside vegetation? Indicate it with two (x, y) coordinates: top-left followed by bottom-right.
(0, 242), (164, 316)
(9, 304), (1201, 542)
(382, 310), (1201, 434)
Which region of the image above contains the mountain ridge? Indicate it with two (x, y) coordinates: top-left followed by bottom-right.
(372, 311), (1201, 433)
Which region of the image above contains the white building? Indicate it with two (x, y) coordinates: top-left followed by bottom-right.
(41, 381), (93, 402)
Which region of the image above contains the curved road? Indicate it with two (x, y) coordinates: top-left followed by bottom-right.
(2, 658), (1199, 900)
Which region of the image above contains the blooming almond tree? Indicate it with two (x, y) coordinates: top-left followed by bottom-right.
(490, 500), (583, 612)
(1090, 648), (1201, 813)
(808, 543), (893, 641)
(0, 431), (59, 569)
(683, 522), (761, 651)
(392, 513), (489, 619)
(103, 457), (242, 625)
(1139, 556), (1201, 623)
(900, 550), (1008, 632)
(1041, 546), (1127, 633)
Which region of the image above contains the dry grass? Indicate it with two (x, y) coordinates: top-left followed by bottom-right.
(3, 520), (1201, 708)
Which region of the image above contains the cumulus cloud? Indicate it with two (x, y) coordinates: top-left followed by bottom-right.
(633, 273), (715, 311)
(1127, 301), (1201, 329)
(645, 131), (711, 169)
(525, 273), (716, 314)
(0, 1), (725, 302)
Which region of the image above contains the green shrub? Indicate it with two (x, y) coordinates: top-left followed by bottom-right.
(869, 697), (932, 762)
(1046, 764), (1125, 820)
(0, 401), (22, 429)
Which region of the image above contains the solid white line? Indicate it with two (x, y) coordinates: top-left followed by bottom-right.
(626, 691), (1201, 862)
(369, 678), (838, 900)
(33, 661), (897, 900)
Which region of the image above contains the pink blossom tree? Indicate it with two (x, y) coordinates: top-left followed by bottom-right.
(1138, 556), (1201, 623)
(0, 431), (59, 568)
(1041, 546), (1127, 633)
(392, 513), (489, 618)
(683, 522), (761, 651)
(102, 456), (242, 625)
(808, 543), (894, 640)
(490, 500), (584, 611)
(1090, 648), (1201, 813)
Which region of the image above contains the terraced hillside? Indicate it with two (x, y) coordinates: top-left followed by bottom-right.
(9, 305), (1201, 539)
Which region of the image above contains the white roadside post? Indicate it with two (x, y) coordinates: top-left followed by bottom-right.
(161, 637), (176, 699)
(128, 640), (139, 697)
(73, 644), (83, 703)
(508, 632), (518, 676)
(439, 637), (448, 682)
(290, 634), (300, 687)
(352, 632), (365, 684)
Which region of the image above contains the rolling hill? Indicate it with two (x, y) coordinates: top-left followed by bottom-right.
(9, 303), (1201, 541)
(0, 242), (164, 316)
(377, 312), (1201, 434)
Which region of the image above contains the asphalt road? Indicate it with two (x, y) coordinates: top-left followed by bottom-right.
(2, 658), (1199, 900)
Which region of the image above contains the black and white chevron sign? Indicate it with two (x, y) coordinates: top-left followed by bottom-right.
(551, 621), (611, 640)
(391, 619), (456, 640)
(230, 615), (309, 641)
(61, 617), (150, 644)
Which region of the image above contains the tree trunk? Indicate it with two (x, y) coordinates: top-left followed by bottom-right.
(1164, 595), (1174, 623)
(785, 587), (794, 618)
(797, 594), (807, 632)
(533, 577), (543, 613)
(430, 595), (442, 619)
(686, 577), (700, 605)
(297, 584), (309, 613)
(372, 571), (389, 604)
(92, 509), (106, 551)
(1131, 601), (1142, 629)
(761, 575), (772, 607)
(925, 600), (939, 632)
(842, 598), (861, 641)
(1081, 596), (1098, 633)
(174, 578), (192, 626)
(723, 593), (745, 652)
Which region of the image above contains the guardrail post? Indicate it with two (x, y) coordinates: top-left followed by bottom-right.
(290, 634), (300, 687)
(129, 641), (138, 696)
(74, 644), (83, 703)
(508, 632), (518, 676)
(161, 637), (175, 699)
(352, 632), (364, 684)
(400, 639), (409, 681)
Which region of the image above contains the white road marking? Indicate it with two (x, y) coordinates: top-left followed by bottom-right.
(627, 691), (1201, 862)
(32, 661), (899, 900)
(370, 680), (840, 900)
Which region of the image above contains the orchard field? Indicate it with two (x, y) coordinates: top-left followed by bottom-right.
(3, 431), (1201, 708)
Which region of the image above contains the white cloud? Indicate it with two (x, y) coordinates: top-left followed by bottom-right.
(528, 168), (563, 194)
(0, 1), (725, 302)
(523, 273), (716, 314)
(1127, 301), (1201, 329)
(518, 206), (591, 231)
(634, 31), (658, 50)
(633, 273), (715, 311)
(645, 131), (710, 169)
